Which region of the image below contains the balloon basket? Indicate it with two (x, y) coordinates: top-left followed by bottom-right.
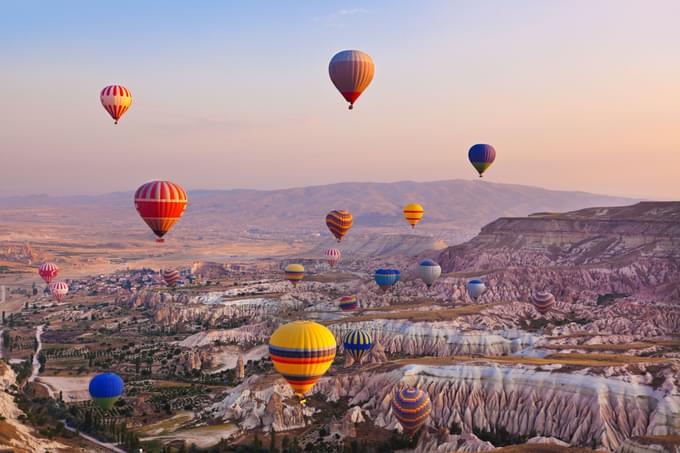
(156, 238), (165, 243)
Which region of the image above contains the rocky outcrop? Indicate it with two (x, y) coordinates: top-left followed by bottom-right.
(615, 436), (680, 453)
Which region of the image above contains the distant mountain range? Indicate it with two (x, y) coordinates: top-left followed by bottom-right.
(0, 180), (635, 244)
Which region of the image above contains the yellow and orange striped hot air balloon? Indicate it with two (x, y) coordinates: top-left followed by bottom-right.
(269, 320), (336, 402)
(329, 50), (375, 110)
(403, 203), (424, 229)
(284, 264), (305, 287)
(100, 85), (132, 124)
(326, 210), (353, 242)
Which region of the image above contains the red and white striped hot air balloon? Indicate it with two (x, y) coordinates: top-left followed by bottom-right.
(38, 263), (59, 284)
(49, 281), (69, 302)
(328, 50), (375, 110)
(161, 268), (181, 287)
(100, 85), (132, 124)
(324, 248), (342, 268)
(134, 181), (188, 242)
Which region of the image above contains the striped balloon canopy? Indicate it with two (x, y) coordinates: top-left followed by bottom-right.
(374, 269), (400, 292)
(417, 259), (441, 287)
(403, 203), (424, 229)
(343, 329), (372, 364)
(391, 386), (432, 437)
(89, 373), (124, 410)
(38, 263), (59, 284)
(324, 248), (342, 268)
(100, 85), (132, 124)
(269, 321), (336, 398)
(338, 295), (359, 312)
(326, 210), (353, 242)
(49, 281), (69, 302)
(467, 279), (486, 301)
(468, 144), (496, 177)
(284, 264), (305, 287)
(161, 268), (181, 287)
(134, 181), (188, 243)
(531, 291), (555, 315)
(328, 50), (375, 110)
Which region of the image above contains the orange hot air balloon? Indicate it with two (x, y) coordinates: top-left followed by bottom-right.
(326, 210), (353, 242)
(100, 85), (132, 124)
(134, 181), (188, 242)
(329, 50), (375, 110)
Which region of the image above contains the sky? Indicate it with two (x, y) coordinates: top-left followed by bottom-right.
(1, 1), (679, 199)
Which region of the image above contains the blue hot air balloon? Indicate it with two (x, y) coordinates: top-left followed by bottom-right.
(468, 144), (496, 177)
(417, 259), (442, 287)
(89, 373), (124, 409)
(374, 269), (400, 292)
(343, 329), (373, 364)
(467, 279), (487, 301)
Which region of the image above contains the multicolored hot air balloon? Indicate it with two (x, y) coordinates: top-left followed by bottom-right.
(326, 210), (353, 242)
(329, 50), (375, 110)
(338, 295), (359, 312)
(468, 144), (496, 177)
(467, 279), (486, 301)
(343, 329), (372, 364)
(531, 291), (555, 315)
(38, 263), (59, 284)
(100, 85), (132, 125)
(269, 321), (336, 400)
(324, 248), (342, 268)
(134, 181), (188, 242)
(284, 264), (305, 287)
(374, 269), (400, 292)
(89, 373), (124, 410)
(49, 281), (69, 302)
(391, 386), (432, 437)
(161, 268), (180, 287)
(417, 259), (441, 287)
(403, 203), (424, 229)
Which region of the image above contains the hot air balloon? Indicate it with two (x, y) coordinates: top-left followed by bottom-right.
(343, 329), (372, 364)
(338, 295), (359, 312)
(100, 85), (132, 124)
(374, 269), (400, 292)
(468, 144), (496, 177)
(285, 264), (305, 287)
(326, 210), (353, 242)
(49, 281), (69, 302)
(403, 203), (424, 229)
(531, 291), (555, 315)
(269, 320), (336, 401)
(134, 181), (188, 242)
(89, 373), (124, 410)
(391, 386), (432, 437)
(161, 268), (180, 287)
(324, 248), (342, 268)
(417, 259), (441, 287)
(38, 263), (59, 284)
(329, 50), (375, 110)
(467, 279), (486, 301)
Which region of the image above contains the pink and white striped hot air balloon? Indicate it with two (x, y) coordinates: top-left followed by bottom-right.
(161, 268), (181, 287)
(38, 263), (59, 284)
(49, 281), (69, 302)
(328, 50), (375, 110)
(100, 85), (132, 124)
(324, 248), (342, 268)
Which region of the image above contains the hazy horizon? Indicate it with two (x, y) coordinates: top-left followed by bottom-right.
(3, 1), (680, 199)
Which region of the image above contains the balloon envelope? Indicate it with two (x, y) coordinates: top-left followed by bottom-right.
(329, 50), (375, 109)
(285, 264), (305, 286)
(417, 259), (441, 287)
(403, 203), (424, 229)
(38, 263), (59, 284)
(338, 295), (359, 312)
(89, 373), (124, 409)
(468, 144), (496, 177)
(531, 291), (555, 314)
(343, 329), (372, 364)
(161, 268), (180, 287)
(374, 269), (400, 292)
(326, 210), (353, 242)
(324, 248), (342, 267)
(467, 279), (486, 300)
(49, 281), (69, 302)
(134, 181), (188, 242)
(100, 85), (132, 124)
(269, 320), (336, 397)
(391, 386), (432, 437)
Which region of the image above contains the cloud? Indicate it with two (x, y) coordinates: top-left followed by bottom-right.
(315, 7), (368, 29)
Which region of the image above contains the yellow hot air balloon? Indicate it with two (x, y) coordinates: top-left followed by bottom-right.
(284, 264), (305, 286)
(269, 321), (337, 400)
(403, 203), (424, 229)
